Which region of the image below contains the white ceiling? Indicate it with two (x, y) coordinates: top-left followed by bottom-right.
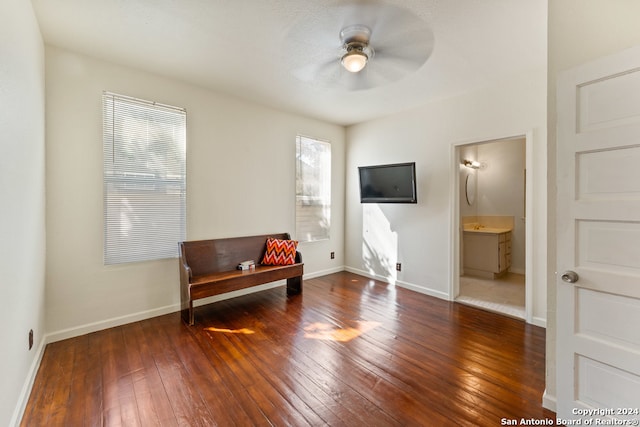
(31, 0), (546, 126)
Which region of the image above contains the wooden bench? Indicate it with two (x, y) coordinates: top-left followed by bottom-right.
(179, 233), (303, 325)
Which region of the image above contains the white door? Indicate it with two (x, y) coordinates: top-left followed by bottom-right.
(557, 46), (640, 423)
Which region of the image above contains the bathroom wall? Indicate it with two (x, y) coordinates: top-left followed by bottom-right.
(459, 145), (478, 219)
(459, 137), (526, 274)
(477, 138), (526, 273)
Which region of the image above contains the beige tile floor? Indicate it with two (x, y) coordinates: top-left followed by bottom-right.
(456, 272), (525, 319)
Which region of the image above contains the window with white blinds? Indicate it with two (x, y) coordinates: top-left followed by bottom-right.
(102, 92), (186, 265)
(295, 135), (331, 242)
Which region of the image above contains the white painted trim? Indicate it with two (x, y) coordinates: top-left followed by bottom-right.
(9, 337), (47, 427)
(396, 279), (450, 300)
(345, 266), (394, 284)
(344, 266), (450, 300)
(542, 389), (557, 412)
(449, 132), (537, 325)
(46, 268), (344, 344)
(531, 316), (547, 329)
(449, 142), (461, 301)
(304, 266), (345, 279)
(46, 303), (181, 344)
(524, 130), (534, 325)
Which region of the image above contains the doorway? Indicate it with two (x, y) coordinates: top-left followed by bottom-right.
(451, 135), (532, 321)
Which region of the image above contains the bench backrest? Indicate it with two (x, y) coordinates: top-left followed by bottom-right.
(179, 233), (292, 276)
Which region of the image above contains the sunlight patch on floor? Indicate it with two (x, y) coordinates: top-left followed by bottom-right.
(204, 326), (256, 334)
(303, 320), (381, 342)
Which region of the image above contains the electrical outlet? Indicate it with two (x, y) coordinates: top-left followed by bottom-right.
(396, 263), (401, 271)
(330, 251), (335, 259)
(28, 329), (33, 351)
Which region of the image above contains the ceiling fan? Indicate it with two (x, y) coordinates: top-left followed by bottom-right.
(339, 25), (375, 73)
(286, 2), (434, 91)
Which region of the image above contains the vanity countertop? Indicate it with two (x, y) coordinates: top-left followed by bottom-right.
(463, 226), (512, 234)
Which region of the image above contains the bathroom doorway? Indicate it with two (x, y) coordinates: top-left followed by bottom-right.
(452, 135), (530, 320)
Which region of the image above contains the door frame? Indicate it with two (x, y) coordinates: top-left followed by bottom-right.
(449, 131), (534, 324)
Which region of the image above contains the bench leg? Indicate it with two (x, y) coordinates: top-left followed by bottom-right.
(181, 301), (194, 326)
(286, 276), (302, 295)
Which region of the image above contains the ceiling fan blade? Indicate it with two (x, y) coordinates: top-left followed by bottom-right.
(343, 65), (394, 91)
(291, 58), (340, 84)
(375, 41), (434, 69)
(368, 56), (416, 81)
(372, 27), (434, 57)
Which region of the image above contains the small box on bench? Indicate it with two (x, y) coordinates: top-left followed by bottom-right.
(178, 233), (303, 325)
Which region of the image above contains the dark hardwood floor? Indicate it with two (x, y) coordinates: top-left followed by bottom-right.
(22, 272), (555, 426)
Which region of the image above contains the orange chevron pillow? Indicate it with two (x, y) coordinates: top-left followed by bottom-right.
(261, 237), (298, 265)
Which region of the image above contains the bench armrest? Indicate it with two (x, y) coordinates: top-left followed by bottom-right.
(179, 261), (191, 283)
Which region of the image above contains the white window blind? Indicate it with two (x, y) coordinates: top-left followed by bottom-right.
(102, 92), (186, 265)
(296, 135), (331, 242)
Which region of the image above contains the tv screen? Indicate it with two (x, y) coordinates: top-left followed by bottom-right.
(358, 162), (417, 203)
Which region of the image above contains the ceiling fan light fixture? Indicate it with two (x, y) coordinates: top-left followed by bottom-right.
(341, 50), (368, 73)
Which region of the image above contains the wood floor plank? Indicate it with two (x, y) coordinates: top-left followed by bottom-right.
(207, 282), (407, 426)
(206, 300), (370, 426)
(160, 317), (257, 426)
(22, 337), (76, 425)
(203, 321), (318, 426)
(100, 327), (142, 426)
(240, 302), (403, 426)
(137, 314), (216, 426)
(21, 272), (555, 426)
(120, 321), (175, 426)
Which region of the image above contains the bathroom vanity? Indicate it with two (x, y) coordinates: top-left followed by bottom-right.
(463, 227), (512, 279)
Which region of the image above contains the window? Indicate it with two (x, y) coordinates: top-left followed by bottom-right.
(102, 92), (186, 264)
(296, 135), (331, 242)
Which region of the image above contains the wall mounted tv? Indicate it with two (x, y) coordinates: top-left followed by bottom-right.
(358, 162), (417, 203)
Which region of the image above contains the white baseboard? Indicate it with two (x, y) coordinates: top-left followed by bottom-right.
(47, 268), (347, 343)
(542, 389), (557, 412)
(344, 266), (395, 284)
(304, 266), (345, 279)
(47, 266), (349, 344)
(396, 279), (450, 300)
(531, 316), (547, 328)
(46, 303), (181, 344)
(344, 267), (450, 301)
(9, 337), (47, 427)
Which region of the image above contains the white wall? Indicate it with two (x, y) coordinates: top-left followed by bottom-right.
(0, 1), (46, 425)
(45, 46), (345, 339)
(546, 0), (640, 411)
(345, 66), (547, 323)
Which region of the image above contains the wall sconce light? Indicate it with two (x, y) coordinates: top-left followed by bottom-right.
(463, 159), (481, 169)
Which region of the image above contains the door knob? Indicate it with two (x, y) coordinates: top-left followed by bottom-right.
(561, 270), (579, 283)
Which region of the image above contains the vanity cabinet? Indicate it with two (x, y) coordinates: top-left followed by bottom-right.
(463, 230), (512, 279)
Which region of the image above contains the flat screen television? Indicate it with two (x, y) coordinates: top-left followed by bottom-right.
(358, 162), (417, 203)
